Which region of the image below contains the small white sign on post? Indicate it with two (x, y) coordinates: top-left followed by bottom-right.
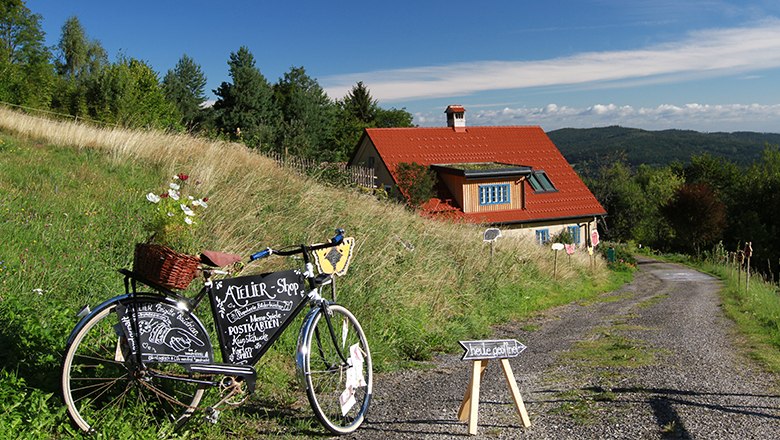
(483, 228), (502, 242)
(457, 339), (531, 435)
(552, 243), (564, 279)
(483, 228), (502, 258)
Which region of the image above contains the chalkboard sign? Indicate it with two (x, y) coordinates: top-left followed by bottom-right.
(210, 270), (307, 364)
(116, 301), (214, 364)
(459, 339), (526, 361)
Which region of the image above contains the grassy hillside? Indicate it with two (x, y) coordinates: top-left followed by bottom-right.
(0, 107), (621, 438)
(548, 126), (780, 172)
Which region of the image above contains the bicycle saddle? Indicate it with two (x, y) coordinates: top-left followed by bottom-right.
(200, 250), (243, 267)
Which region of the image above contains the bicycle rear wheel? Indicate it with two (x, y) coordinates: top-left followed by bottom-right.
(61, 299), (207, 435)
(301, 304), (372, 434)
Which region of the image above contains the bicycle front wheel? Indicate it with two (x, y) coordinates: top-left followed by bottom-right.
(301, 304), (373, 434)
(61, 299), (207, 436)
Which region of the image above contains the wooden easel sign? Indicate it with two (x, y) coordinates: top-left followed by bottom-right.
(457, 339), (531, 435)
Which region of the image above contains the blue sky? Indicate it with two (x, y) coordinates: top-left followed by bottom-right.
(27, 0), (780, 132)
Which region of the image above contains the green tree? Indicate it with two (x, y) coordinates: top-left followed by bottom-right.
(56, 16), (106, 78)
(333, 82), (375, 161)
(585, 160), (649, 242)
(273, 66), (336, 159)
(729, 146), (780, 276)
(87, 56), (180, 129)
(162, 54), (207, 131)
(662, 183), (727, 254)
(342, 81), (377, 123)
(213, 46), (278, 146)
(394, 162), (437, 208)
(51, 16), (107, 117)
(374, 107), (413, 128)
(333, 82), (414, 161)
(0, 0), (53, 108)
(684, 154), (741, 203)
(633, 164), (684, 246)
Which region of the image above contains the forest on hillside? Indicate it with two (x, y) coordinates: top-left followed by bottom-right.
(585, 149), (780, 280)
(0, 0), (413, 162)
(549, 126), (780, 279)
(549, 126), (780, 172)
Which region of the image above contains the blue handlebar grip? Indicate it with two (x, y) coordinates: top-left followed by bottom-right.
(249, 248), (271, 261)
(331, 228), (345, 245)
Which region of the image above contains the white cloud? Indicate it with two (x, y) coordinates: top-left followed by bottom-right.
(322, 19), (780, 102)
(417, 102), (780, 132)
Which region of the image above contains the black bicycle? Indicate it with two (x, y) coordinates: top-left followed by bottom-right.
(61, 229), (372, 436)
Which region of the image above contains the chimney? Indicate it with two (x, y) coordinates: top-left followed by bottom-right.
(445, 105), (466, 132)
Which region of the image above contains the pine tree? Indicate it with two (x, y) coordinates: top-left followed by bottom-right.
(342, 81), (377, 123)
(162, 54), (207, 131)
(273, 66), (335, 158)
(213, 46), (278, 147)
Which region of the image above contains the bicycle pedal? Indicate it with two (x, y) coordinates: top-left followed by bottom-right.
(205, 407), (220, 424)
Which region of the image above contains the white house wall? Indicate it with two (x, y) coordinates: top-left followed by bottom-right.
(500, 218), (598, 247)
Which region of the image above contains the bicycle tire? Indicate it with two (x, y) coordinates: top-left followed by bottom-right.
(301, 304), (372, 434)
(61, 298), (207, 435)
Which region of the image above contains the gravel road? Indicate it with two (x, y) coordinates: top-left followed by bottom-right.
(345, 258), (780, 439)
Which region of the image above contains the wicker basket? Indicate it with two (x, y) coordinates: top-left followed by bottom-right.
(133, 243), (200, 290)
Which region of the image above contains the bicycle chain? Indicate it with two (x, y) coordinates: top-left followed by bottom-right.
(137, 368), (246, 412)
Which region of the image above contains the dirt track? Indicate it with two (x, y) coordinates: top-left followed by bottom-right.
(347, 258), (780, 439)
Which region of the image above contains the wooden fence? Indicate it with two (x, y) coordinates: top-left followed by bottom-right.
(264, 152), (377, 189)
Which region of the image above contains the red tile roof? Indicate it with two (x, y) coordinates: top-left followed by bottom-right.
(364, 126), (606, 225)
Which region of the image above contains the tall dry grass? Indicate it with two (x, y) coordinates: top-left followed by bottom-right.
(0, 106), (610, 366)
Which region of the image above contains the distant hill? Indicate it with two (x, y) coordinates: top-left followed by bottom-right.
(547, 126), (780, 173)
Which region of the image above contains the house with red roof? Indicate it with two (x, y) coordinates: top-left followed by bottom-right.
(349, 105), (606, 246)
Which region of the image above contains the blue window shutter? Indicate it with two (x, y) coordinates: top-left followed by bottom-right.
(568, 225), (581, 244)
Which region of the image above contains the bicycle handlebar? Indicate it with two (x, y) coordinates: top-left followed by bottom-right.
(249, 228), (345, 262)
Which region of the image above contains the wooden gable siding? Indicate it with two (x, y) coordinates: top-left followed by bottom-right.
(437, 174), (524, 213)
(351, 137), (394, 188)
(463, 178), (523, 213)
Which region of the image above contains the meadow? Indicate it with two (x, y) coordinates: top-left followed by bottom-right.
(0, 107), (621, 438)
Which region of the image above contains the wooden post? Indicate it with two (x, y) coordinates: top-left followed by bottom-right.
(457, 359), (489, 435)
(745, 242), (752, 292)
(552, 243), (564, 279)
(499, 359), (531, 428)
(738, 251), (743, 289)
(729, 252), (734, 278)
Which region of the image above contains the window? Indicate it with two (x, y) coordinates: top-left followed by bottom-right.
(568, 225), (581, 245)
(478, 184), (511, 205)
(528, 171), (556, 193)
(535, 229), (550, 244)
